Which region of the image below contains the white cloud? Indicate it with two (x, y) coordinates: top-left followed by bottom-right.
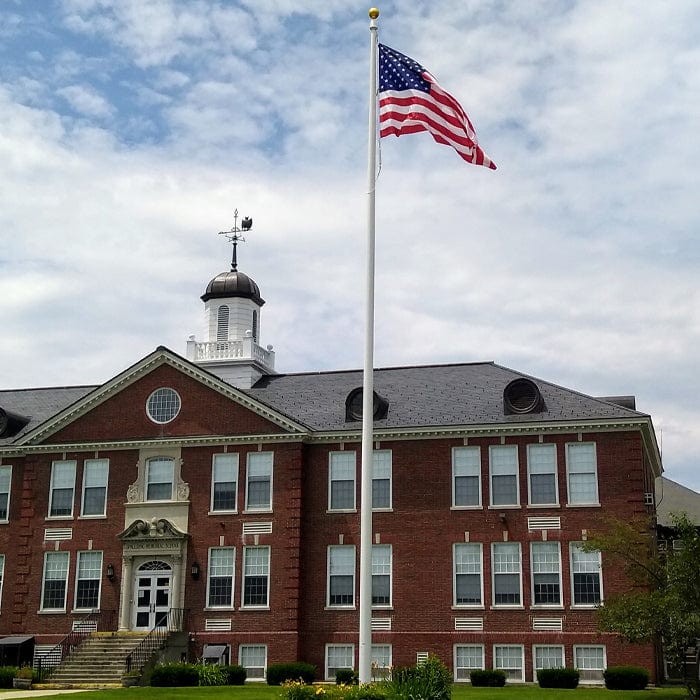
(57, 84), (114, 118)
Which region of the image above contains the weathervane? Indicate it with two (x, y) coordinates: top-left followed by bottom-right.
(218, 208), (253, 271)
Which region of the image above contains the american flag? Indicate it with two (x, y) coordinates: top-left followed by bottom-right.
(379, 43), (496, 169)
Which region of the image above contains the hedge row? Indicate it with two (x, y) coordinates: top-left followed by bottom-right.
(150, 662), (247, 686)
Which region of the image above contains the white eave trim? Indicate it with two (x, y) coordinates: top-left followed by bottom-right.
(16, 349), (307, 446)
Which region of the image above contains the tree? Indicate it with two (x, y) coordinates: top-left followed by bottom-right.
(584, 513), (700, 697)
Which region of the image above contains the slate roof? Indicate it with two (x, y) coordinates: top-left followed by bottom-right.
(0, 359), (648, 446)
(245, 361), (647, 432)
(0, 386), (96, 445)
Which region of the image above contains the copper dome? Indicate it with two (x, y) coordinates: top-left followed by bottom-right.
(201, 270), (265, 305)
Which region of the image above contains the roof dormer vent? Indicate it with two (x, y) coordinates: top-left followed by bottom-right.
(0, 408), (30, 438)
(345, 387), (389, 422)
(503, 378), (544, 415)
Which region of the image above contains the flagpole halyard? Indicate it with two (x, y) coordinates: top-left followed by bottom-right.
(359, 5), (379, 686)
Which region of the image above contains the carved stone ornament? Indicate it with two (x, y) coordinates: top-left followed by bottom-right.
(126, 482), (143, 503)
(118, 517), (188, 542)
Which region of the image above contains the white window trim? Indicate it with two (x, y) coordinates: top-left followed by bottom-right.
(453, 542), (484, 608)
(210, 453), (239, 514)
(328, 451), (356, 512)
(451, 446), (482, 509)
(489, 445), (520, 507)
(573, 645), (607, 684)
(493, 644), (525, 683)
(40, 551), (70, 613)
(0, 554), (5, 610)
(241, 545), (270, 609)
(530, 542), (563, 608)
(491, 542), (523, 608)
(526, 443), (559, 506)
(206, 546), (236, 609)
(371, 544), (392, 608)
(0, 464), (11, 523)
(80, 459), (109, 518)
(245, 452), (273, 513)
(325, 643), (355, 681)
(327, 544), (356, 608)
(372, 449), (392, 511)
(532, 644), (565, 681)
(48, 460), (77, 519)
(565, 442), (599, 506)
(73, 550), (103, 612)
(453, 644), (485, 682)
(570, 543), (603, 608)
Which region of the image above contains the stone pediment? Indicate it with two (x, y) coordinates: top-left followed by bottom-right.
(118, 517), (188, 543)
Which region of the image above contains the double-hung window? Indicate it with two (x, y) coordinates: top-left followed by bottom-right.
(574, 645), (606, 683)
(571, 544), (602, 606)
(533, 646), (565, 677)
(493, 645), (524, 682)
(328, 545), (355, 607)
(453, 543), (482, 606)
(242, 546), (270, 607)
(207, 547), (235, 608)
(41, 551), (70, 611)
(211, 454), (238, 512)
(49, 460), (76, 517)
(492, 542), (521, 606)
(239, 645), (267, 680)
(454, 645), (484, 682)
(75, 550), (103, 610)
(372, 450), (392, 509)
(531, 542), (561, 606)
(246, 452), (273, 511)
(146, 458), (174, 501)
(527, 444), (558, 505)
(452, 447), (481, 507)
(0, 465), (11, 521)
(81, 459), (108, 516)
(371, 645), (392, 681)
(566, 443), (599, 505)
(489, 446), (519, 506)
(326, 644), (354, 681)
(329, 451), (356, 511)
(372, 544), (392, 606)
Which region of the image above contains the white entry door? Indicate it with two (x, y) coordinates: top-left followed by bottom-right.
(133, 561), (171, 631)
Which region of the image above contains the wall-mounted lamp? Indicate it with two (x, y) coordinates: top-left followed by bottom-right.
(499, 513), (507, 524)
(191, 562), (200, 580)
(106, 563), (115, 581)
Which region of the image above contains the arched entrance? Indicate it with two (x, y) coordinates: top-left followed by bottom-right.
(133, 560), (172, 631)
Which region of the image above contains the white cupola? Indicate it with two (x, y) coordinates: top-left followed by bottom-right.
(186, 212), (275, 388)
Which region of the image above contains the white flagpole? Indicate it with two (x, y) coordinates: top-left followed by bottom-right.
(359, 6), (379, 686)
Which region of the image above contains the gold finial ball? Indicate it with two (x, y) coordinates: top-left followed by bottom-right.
(369, 8), (380, 19)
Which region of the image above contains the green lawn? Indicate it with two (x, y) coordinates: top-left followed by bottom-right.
(8, 685), (688, 700)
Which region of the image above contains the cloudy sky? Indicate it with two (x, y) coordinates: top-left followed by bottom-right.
(1, 1), (698, 490)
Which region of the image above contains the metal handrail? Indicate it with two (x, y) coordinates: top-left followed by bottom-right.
(124, 608), (186, 674)
(36, 609), (116, 681)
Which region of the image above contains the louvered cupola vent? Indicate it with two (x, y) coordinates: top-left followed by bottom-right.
(503, 378), (544, 415)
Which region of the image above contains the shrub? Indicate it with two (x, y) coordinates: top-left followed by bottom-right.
(336, 668), (359, 685)
(267, 662), (316, 686)
(221, 664), (247, 685)
(604, 666), (650, 690)
(536, 667), (579, 689)
(384, 655), (452, 700)
(281, 679), (317, 700)
(0, 667), (18, 689)
(197, 663), (226, 686)
(150, 662), (200, 687)
(344, 685), (388, 700)
(469, 669), (507, 687)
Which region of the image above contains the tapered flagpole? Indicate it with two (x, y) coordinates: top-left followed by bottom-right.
(359, 6), (380, 686)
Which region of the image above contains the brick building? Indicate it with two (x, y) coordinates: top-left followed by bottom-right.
(0, 257), (662, 683)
